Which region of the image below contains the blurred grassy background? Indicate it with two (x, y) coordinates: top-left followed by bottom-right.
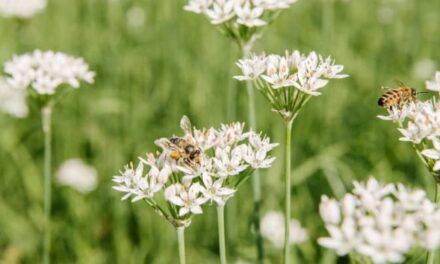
(0, 0), (440, 263)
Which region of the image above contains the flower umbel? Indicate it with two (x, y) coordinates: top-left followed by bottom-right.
(4, 50), (95, 96)
(184, 0), (297, 47)
(112, 116), (277, 227)
(261, 211), (308, 249)
(318, 177), (440, 264)
(56, 159), (97, 193)
(235, 50), (348, 122)
(0, 0), (47, 18)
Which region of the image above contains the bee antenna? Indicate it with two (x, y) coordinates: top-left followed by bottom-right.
(417, 91), (429, 94)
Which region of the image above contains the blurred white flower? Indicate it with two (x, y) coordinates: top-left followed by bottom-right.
(0, 78), (28, 118)
(261, 211), (308, 248)
(235, 1), (266, 27)
(4, 50), (95, 95)
(412, 59), (437, 80)
(206, 0), (235, 24)
(376, 5), (395, 25)
(184, 0), (296, 45)
(0, 0), (46, 18)
(318, 177), (440, 264)
(126, 6), (145, 28)
(253, 0), (297, 10)
(426, 71), (440, 92)
(56, 159), (97, 193)
(319, 195), (341, 225)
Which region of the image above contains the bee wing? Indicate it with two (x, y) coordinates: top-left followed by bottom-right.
(394, 79), (405, 86)
(155, 138), (180, 151)
(180, 115), (192, 135)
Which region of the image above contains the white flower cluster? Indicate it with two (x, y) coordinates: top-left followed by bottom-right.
(235, 50), (347, 121)
(0, 0), (47, 18)
(0, 77), (28, 118)
(318, 177), (440, 264)
(185, 0), (296, 27)
(113, 116), (277, 227)
(56, 159), (98, 193)
(378, 72), (440, 175)
(261, 211), (308, 249)
(4, 50), (95, 95)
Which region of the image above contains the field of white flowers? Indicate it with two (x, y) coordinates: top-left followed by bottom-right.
(1, 0), (440, 263)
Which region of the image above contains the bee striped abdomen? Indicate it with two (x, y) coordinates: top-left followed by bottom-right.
(378, 87), (415, 109)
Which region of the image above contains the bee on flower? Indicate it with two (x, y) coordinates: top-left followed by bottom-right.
(112, 116), (277, 263)
(377, 71), (440, 182)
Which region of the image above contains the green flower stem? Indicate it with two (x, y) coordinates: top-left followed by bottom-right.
(241, 43), (264, 264)
(217, 205), (227, 264)
(42, 105), (53, 264)
(284, 119), (293, 264)
(177, 227), (186, 264)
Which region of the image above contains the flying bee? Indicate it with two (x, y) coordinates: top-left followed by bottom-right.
(166, 137), (202, 167)
(378, 80), (418, 109)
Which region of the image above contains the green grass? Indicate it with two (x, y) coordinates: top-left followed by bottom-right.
(0, 0), (440, 263)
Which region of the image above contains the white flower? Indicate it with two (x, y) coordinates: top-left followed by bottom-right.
(184, 0), (296, 29)
(212, 146), (249, 177)
(200, 173), (235, 205)
(318, 177), (440, 264)
(262, 55), (297, 88)
(56, 159), (97, 193)
(113, 160), (164, 202)
(422, 138), (440, 171)
(242, 131), (278, 168)
(126, 6), (145, 28)
(234, 54), (267, 81)
(235, 1), (266, 27)
(165, 183), (207, 216)
(206, 0), (235, 24)
(217, 122), (247, 146)
(184, 0), (213, 14)
(318, 218), (359, 256)
(0, 0), (46, 18)
(0, 78), (28, 118)
(319, 195), (341, 225)
(261, 211), (308, 248)
(412, 59), (437, 80)
(426, 71), (440, 92)
(395, 99), (440, 143)
(4, 50), (95, 95)
(253, 0), (297, 10)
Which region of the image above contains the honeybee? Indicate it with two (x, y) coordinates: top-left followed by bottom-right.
(378, 80), (417, 109)
(166, 137), (202, 167)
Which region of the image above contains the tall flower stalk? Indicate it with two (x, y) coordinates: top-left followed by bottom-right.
(378, 71), (440, 264)
(184, 1), (297, 261)
(113, 116), (277, 264)
(42, 103), (52, 264)
(3, 50), (95, 263)
(235, 50), (347, 263)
